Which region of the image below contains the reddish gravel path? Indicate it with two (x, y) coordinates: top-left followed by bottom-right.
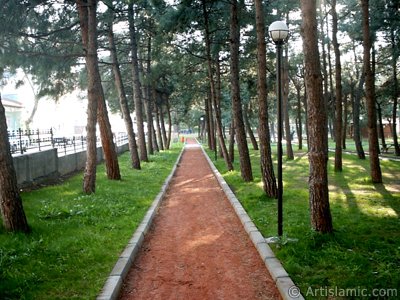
(119, 138), (280, 300)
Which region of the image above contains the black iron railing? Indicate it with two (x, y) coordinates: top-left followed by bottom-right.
(8, 128), (128, 156)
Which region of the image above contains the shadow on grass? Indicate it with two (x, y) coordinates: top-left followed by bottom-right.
(373, 182), (400, 217)
(331, 166), (360, 214)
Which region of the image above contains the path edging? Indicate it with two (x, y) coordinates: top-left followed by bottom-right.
(97, 147), (185, 300)
(201, 146), (304, 300)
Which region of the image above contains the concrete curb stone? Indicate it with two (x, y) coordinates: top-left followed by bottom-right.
(96, 146), (185, 300)
(200, 146), (304, 300)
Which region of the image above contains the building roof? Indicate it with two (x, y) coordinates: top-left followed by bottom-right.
(1, 95), (24, 109)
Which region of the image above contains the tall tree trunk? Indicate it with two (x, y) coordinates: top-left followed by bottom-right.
(350, 40), (365, 159)
(215, 59), (234, 170)
(361, 0), (382, 183)
(301, 0), (333, 233)
(77, 0), (98, 194)
(229, 118), (235, 163)
(93, 35), (121, 179)
(160, 104), (168, 149)
(270, 120), (276, 142)
(23, 74), (40, 130)
(97, 92), (121, 180)
(128, 3), (148, 162)
(391, 28), (400, 156)
(165, 95), (172, 149)
(208, 94), (215, 151)
(145, 38), (154, 156)
(324, 0), (335, 141)
(79, 1), (121, 181)
(107, 19), (140, 170)
(205, 92), (215, 150)
(342, 93), (348, 150)
(294, 80), (303, 150)
(201, 0), (217, 151)
(205, 96), (212, 149)
(24, 97), (39, 130)
(150, 89), (159, 152)
(353, 67), (366, 159)
(332, 0), (343, 172)
(254, 0), (277, 197)
(147, 107), (154, 155)
(0, 95), (30, 233)
(349, 80), (356, 143)
(377, 102), (386, 151)
(320, 0), (330, 130)
(154, 102), (164, 151)
(230, 0), (253, 181)
(152, 123), (159, 152)
(243, 104), (258, 151)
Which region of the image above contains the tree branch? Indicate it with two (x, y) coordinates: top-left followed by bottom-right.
(18, 21), (80, 39)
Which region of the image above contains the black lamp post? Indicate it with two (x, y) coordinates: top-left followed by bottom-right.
(269, 20), (289, 237)
(214, 118), (217, 161)
(198, 117), (202, 139)
(200, 116), (204, 142)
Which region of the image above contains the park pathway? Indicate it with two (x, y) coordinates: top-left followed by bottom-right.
(118, 138), (280, 300)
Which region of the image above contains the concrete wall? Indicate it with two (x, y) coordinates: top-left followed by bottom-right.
(13, 149), (58, 187)
(13, 143), (129, 188)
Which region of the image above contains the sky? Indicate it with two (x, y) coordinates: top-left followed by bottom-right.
(1, 71), (127, 136)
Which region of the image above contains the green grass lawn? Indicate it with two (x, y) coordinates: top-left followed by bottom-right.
(0, 145), (182, 299)
(327, 138), (371, 152)
(206, 146), (400, 299)
(265, 137), (398, 158)
(328, 138), (398, 158)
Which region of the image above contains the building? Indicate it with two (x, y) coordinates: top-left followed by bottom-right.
(2, 94), (24, 131)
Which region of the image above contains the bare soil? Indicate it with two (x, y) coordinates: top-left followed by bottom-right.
(119, 138), (280, 300)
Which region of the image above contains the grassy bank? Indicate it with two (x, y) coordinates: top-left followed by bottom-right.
(0, 145), (182, 299)
(206, 147), (400, 299)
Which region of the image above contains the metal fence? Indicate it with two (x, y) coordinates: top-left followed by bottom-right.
(8, 128), (128, 156)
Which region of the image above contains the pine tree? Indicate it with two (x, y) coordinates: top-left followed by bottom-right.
(0, 94), (30, 233)
(361, 0), (382, 183)
(230, 0), (253, 181)
(300, 0), (333, 233)
(254, 0), (277, 198)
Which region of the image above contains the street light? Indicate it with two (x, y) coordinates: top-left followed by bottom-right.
(198, 117), (202, 139)
(269, 20), (289, 237)
(200, 116), (204, 142)
(214, 117), (217, 161)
